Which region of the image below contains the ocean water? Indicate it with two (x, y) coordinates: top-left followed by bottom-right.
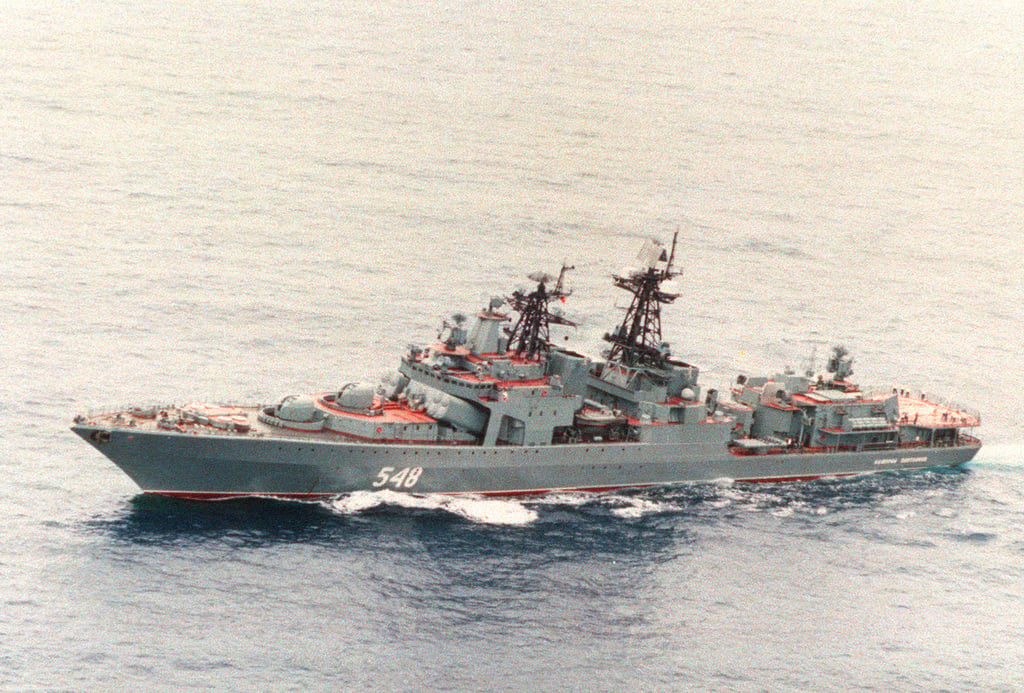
(3, 0), (1024, 690)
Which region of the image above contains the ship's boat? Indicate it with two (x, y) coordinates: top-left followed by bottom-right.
(71, 236), (981, 499)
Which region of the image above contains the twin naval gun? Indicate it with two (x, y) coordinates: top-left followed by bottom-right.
(72, 237), (981, 499)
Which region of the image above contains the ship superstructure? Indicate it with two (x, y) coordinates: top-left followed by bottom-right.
(72, 237), (981, 499)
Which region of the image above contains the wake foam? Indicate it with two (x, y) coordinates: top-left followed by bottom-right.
(972, 444), (1024, 469)
(441, 495), (538, 525)
(605, 496), (679, 518)
(329, 489), (538, 526)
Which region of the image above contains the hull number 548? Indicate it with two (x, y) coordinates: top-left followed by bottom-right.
(372, 466), (423, 489)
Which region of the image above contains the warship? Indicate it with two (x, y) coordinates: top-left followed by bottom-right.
(72, 236), (981, 500)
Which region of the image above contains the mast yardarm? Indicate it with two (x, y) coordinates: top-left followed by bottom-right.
(603, 233), (679, 368)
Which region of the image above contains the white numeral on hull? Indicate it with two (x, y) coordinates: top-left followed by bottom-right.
(372, 466), (423, 489)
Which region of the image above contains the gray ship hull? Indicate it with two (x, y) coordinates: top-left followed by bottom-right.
(72, 424), (979, 500)
(70, 238), (983, 500)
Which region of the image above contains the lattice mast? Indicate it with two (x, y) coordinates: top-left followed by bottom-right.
(505, 264), (576, 360)
(603, 233), (680, 368)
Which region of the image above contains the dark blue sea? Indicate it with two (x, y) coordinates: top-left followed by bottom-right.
(3, 0), (1023, 690)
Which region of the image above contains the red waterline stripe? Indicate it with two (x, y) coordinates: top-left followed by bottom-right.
(149, 473), (857, 501)
(153, 491), (336, 501)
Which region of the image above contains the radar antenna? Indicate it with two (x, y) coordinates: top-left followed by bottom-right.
(603, 232), (679, 368)
(505, 263), (576, 360)
(826, 344), (854, 381)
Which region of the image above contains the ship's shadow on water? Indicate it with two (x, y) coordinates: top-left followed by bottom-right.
(84, 495), (345, 547)
(82, 468), (971, 554)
